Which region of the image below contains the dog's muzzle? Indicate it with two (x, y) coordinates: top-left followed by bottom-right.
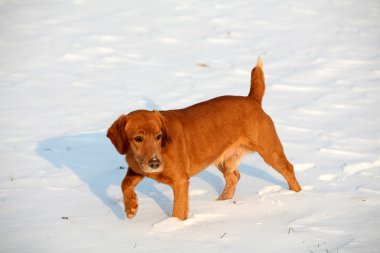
(148, 157), (161, 170)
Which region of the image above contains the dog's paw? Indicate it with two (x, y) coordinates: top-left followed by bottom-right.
(125, 197), (138, 219)
(217, 192), (233, 200)
(124, 193), (139, 219)
(126, 205), (138, 219)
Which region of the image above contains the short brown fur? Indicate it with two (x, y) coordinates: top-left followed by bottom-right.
(107, 58), (301, 220)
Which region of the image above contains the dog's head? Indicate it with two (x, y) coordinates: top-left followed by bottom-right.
(107, 110), (170, 173)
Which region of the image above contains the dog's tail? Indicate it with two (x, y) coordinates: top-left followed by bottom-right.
(248, 56), (265, 105)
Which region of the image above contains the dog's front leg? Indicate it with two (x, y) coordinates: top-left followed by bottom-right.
(171, 180), (190, 220)
(121, 168), (144, 219)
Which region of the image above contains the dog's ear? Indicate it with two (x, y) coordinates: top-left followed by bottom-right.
(154, 111), (171, 147)
(107, 115), (129, 155)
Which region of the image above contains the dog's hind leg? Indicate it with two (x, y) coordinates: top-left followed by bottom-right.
(217, 164), (241, 200)
(216, 150), (243, 200)
(255, 117), (302, 192)
(259, 150), (301, 192)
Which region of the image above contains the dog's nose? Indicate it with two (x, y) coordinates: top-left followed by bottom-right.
(148, 158), (161, 169)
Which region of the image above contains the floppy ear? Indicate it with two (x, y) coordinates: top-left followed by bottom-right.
(107, 115), (129, 155)
(154, 111), (171, 147)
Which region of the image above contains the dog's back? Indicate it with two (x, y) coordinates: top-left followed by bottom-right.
(160, 58), (281, 177)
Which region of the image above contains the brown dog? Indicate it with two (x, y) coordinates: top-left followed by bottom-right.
(107, 58), (301, 220)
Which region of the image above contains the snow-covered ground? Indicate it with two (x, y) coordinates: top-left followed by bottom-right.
(1, 0), (379, 252)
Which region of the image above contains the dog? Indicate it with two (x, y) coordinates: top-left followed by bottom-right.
(107, 57), (301, 220)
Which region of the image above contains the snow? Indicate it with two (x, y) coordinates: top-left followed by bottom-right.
(1, 0), (380, 252)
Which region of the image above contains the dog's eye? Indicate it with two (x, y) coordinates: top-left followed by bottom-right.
(156, 134), (162, 141)
(134, 136), (143, 142)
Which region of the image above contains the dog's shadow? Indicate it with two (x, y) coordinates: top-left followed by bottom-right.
(37, 132), (286, 220)
(36, 132), (174, 220)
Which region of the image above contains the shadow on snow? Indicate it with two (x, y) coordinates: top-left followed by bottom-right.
(36, 132), (286, 220)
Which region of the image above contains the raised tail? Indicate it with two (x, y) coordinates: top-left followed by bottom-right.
(248, 56), (265, 105)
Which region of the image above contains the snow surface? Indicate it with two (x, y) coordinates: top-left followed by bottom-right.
(1, 0), (380, 252)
